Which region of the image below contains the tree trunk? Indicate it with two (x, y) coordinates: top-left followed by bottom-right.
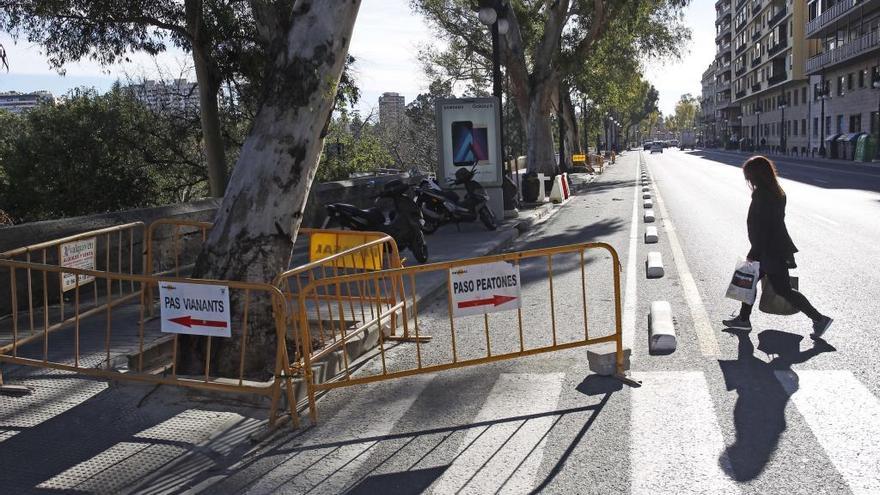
(185, 0), (361, 379)
(526, 90), (557, 175)
(560, 88), (580, 168)
(186, 0), (228, 197)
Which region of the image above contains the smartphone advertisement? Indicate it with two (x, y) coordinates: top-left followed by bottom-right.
(436, 98), (502, 187)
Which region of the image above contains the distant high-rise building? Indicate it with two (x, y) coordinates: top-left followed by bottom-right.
(0, 90), (55, 114)
(378, 92), (405, 127)
(125, 79), (200, 114)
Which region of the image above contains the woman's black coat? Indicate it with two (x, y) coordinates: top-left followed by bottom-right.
(746, 188), (798, 272)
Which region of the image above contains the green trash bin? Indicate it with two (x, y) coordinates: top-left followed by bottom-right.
(855, 134), (876, 162)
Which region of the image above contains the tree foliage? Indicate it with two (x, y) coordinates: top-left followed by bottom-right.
(0, 86), (208, 223)
(413, 0), (690, 173)
(668, 93), (700, 134)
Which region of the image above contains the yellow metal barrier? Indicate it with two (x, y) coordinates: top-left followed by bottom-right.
(295, 241), (628, 424)
(0, 258), (297, 427)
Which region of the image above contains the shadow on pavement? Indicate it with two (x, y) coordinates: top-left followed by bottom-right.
(201, 392), (613, 494)
(688, 150), (880, 193)
(0, 372), (265, 493)
(717, 328), (836, 481)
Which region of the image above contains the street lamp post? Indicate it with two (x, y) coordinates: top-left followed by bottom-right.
(778, 94), (787, 154)
(818, 79), (829, 157)
(477, 1), (513, 206)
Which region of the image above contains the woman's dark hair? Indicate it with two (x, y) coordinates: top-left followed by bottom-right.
(742, 155), (785, 197)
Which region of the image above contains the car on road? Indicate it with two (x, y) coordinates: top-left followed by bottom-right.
(650, 142), (663, 154)
(643, 141), (653, 150)
(670, 139), (680, 147)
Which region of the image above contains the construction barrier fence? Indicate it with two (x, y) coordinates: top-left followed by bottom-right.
(294, 241), (625, 424)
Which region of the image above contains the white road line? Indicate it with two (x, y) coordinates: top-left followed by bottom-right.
(776, 370), (880, 495)
(812, 213), (840, 226)
(631, 371), (740, 495)
(648, 163), (721, 357)
(243, 376), (433, 494)
(622, 155), (642, 352)
(428, 373), (565, 495)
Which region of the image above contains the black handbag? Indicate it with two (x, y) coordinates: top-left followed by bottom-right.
(759, 276), (799, 315)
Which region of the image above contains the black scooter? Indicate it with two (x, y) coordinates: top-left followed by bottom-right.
(323, 179), (429, 263)
(414, 164), (497, 234)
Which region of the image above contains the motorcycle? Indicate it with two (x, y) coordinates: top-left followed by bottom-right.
(414, 164), (497, 234)
(322, 179), (429, 263)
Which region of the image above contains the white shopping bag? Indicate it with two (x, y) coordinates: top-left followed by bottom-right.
(725, 258), (760, 305)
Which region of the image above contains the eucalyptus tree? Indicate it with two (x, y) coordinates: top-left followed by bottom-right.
(413, 0), (689, 175)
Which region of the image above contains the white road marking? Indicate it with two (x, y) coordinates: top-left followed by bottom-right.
(812, 214), (840, 226)
(244, 376), (433, 494)
(776, 370), (880, 495)
(622, 155), (642, 352)
(428, 373), (565, 495)
(631, 371), (739, 495)
(648, 162), (721, 357)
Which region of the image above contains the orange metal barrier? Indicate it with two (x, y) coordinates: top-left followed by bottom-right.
(295, 241), (629, 424)
(0, 258), (296, 427)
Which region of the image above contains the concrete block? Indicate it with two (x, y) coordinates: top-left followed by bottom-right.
(644, 200), (653, 209)
(644, 209), (655, 222)
(642, 186), (650, 192)
(649, 301), (677, 353)
(643, 193), (651, 200)
(646, 251), (664, 278)
(645, 226), (658, 243)
(587, 342), (631, 376)
(537, 173), (548, 202)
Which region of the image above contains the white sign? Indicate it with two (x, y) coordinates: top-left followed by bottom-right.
(159, 281), (232, 337)
(436, 98), (503, 187)
(61, 238), (96, 292)
(449, 261), (521, 317)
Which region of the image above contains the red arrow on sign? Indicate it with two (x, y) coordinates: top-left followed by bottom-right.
(169, 315), (228, 329)
(457, 294), (517, 309)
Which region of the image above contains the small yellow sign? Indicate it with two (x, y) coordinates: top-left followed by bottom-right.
(572, 154), (586, 162)
(309, 232), (386, 270)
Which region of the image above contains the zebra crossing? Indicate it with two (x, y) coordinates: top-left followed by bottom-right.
(210, 367), (880, 494)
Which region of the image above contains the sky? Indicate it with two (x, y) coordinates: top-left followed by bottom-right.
(0, 0), (714, 117)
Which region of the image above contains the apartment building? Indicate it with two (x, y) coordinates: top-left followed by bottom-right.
(0, 90), (55, 114)
(378, 92), (406, 128)
(125, 79), (199, 115)
(731, 0), (811, 154)
(715, 0), (743, 147)
(804, 0), (880, 158)
(700, 61), (718, 145)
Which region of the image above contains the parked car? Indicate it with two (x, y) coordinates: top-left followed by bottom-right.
(670, 139), (680, 147)
(650, 142), (663, 154)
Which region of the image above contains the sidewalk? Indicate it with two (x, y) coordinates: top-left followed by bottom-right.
(0, 169), (600, 493)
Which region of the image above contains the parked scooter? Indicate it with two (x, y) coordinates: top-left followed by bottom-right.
(414, 164), (497, 234)
(322, 179), (429, 263)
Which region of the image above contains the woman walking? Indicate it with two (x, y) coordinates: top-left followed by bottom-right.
(723, 156), (833, 339)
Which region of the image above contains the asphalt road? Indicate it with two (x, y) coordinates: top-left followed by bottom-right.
(201, 150), (880, 495)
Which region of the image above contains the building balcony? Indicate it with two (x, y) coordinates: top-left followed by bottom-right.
(767, 38), (788, 56)
(751, 56), (762, 68)
(716, 25), (731, 41)
(752, 82), (762, 92)
(735, 65), (746, 76)
(806, 30), (880, 75)
(767, 6), (787, 27)
(752, 0), (762, 16)
(751, 30), (761, 41)
(736, 89), (747, 99)
(768, 71), (787, 85)
(806, 0), (880, 39)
